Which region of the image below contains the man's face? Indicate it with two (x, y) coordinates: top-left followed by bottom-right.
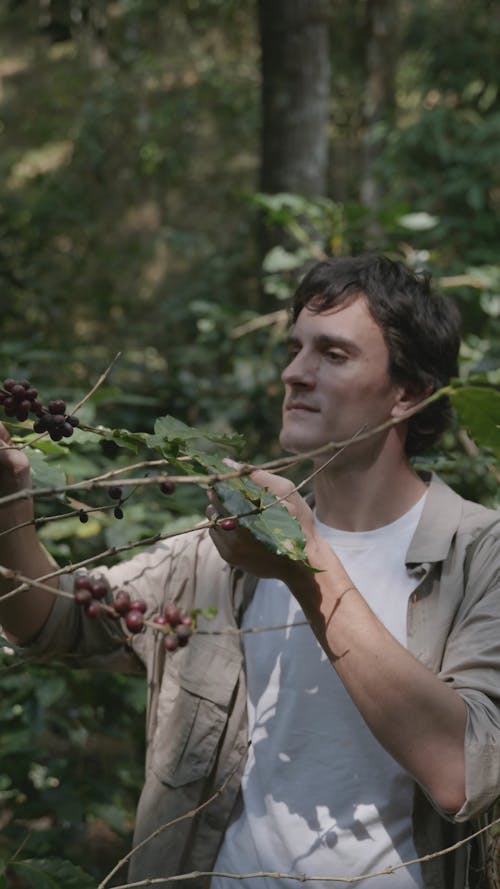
(279, 295), (404, 457)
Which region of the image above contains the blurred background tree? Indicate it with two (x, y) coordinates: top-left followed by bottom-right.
(0, 0), (498, 884)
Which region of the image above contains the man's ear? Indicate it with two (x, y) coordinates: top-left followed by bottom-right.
(390, 384), (433, 418)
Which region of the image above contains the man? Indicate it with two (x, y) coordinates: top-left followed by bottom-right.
(0, 254), (499, 888)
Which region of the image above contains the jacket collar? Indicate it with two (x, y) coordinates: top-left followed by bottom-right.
(405, 471), (463, 566)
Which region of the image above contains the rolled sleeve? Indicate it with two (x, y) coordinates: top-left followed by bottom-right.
(438, 526), (500, 820)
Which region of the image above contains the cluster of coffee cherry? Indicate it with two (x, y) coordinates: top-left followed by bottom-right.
(151, 601), (194, 652)
(0, 377), (79, 441)
(73, 576), (193, 651)
(73, 575), (110, 618)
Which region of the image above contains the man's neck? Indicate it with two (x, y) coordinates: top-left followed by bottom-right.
(312, 455), (427, 532)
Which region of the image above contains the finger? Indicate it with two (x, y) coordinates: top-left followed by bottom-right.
(0, 422), (13, 447)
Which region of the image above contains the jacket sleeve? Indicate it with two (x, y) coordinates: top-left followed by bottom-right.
(13, 530), (207, 673)
(438, 520), (500, 821)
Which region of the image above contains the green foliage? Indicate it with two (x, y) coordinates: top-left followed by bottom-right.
(7, 858), (96, 889)
(451, 387), (500, 461)
(0, 2), (498, 886)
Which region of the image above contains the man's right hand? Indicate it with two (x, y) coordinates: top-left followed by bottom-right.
(0, 421), (32, 502)
(0, 421), (58, 643)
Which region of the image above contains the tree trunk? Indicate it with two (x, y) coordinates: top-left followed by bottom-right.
(258, 0), (330, 196)
(257, 0), (331, 257)
(360, 0), (399, 212)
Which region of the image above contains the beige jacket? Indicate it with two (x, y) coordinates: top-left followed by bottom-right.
(19, 474), (500, 888)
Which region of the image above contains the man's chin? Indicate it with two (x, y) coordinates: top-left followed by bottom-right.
(279, 430), (326, 456)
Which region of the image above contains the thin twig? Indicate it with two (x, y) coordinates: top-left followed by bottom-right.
(15, 353), (122, 451)
(0, 386), (453, 510)
(107, 814), (500, 887)
(98, 752), (247, 889)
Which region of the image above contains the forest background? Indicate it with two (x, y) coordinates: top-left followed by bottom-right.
(0, 0), (499, 886)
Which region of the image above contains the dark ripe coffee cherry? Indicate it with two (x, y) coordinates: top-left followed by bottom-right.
(50, 429), (63, 442)
(33, 417), (48, 433)
(163, 635), (179, 652)
(113, 590), (132, 615)
(78, 509), (89, 524)
(4, 399), (16, 416)
(51, 414), (66, 426)
(74, 587), (93, 605)
(48, 399), (66, 415)
(11, 384), (26, 398)
(68, 415), (80, 427)
(91, 581), (108, 601)
(62, 422), (74, 438)
(159, 479), (176, 495)
(175, 624), (193, 647)
(85, 600), (102, 618)
(3, 378), (16, 391)
(25, 387), (38, 401)
(219, 517), (238, 531)
(15, 406), (29, 422)
(130, 598), (147, 613)
(180, 614), (193, 627)
(125, 609), (145, 633)
(163, 602), (182, 627)
(113, 506), (124, 520)
(74, 576), (93, 591)
(108, 486), (123, 500)
(32, 400), (44, 416)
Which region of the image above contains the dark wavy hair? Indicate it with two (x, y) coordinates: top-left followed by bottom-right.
(291, 254), (461, 456)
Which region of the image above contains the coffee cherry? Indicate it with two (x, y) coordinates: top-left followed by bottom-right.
(153, 613), (169, 626)
(163, 603), (182, 627)
(78, 509), (89, 524)
(159, 479), (176, 495)
(163, 635), (179, 652)
(74, 576), (92, 591)
(125, 609), (145, 633)
(48, 399), (66, 415)
(91, 581), (108, 600)
(219, 517), (238, 531)
(108, 486), (123, 500)
(85, 600), (102, 618)
(113, 506), (124, 520)
(74, 587), (93, 605)
(175, 624), (192, 647)
(129, 598), (147, 613)
(113, 591), (132, 615)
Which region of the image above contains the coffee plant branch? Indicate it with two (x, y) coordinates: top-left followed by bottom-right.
(107, 813), (500, 887)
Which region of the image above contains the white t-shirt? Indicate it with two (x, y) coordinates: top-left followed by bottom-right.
(212, 495), (427, 888)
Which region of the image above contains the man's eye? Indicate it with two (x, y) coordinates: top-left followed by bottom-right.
(326, 351), (347, 362)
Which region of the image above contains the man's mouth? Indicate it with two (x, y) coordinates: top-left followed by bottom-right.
(285, 402), (319, 413)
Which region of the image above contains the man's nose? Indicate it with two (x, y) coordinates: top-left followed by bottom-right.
(281, 351), (317, 387)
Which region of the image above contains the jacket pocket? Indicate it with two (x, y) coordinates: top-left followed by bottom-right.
(151, 634), (242, 788)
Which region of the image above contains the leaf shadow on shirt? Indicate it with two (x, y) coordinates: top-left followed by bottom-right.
(238, 584), (419, 880)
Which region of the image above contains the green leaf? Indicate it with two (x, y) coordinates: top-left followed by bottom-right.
(148, 416), (244, 465)
(215, 477), (308, 563)
(28, 449), (68, 491)
(9, 858), (97, 889)
(451, 387), (500, 458)
(95, 426), (151, 453)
